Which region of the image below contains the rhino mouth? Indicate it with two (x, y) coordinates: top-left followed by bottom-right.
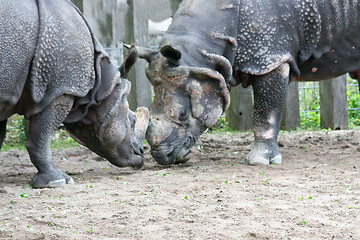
(150, 135), (194, 165)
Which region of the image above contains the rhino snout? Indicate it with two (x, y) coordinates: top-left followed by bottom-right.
(128, 152), (144, 170)
(147, 118), (194, 165)
(103, 107), (149, 170)
(149, 138), (192, 165)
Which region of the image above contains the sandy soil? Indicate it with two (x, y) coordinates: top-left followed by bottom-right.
(0, 130), (360, 239)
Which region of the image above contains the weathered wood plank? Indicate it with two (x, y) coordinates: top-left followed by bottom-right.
(130, 0), (152, 109)
(319, 75), (348, 130)
(226, 85), (253, 131)
(281, 81), (300, 131)
(129, 0), (174, 110)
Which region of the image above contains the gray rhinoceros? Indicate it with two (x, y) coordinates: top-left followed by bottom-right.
(134, 0), (360, 165)
(0, 0), (149, 188)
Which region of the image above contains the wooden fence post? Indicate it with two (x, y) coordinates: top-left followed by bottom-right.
(128, 0), (175, 110)
(281, 81), (300, 130)
(319, 75), (348, 130)
(129, 0), (153, 110)
(226, 85), (253, 131)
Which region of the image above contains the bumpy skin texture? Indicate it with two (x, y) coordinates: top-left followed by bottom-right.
(0, 0), (147, 187)
(139, 0), (360, 165)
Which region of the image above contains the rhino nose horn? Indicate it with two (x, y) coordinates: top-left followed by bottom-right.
(134, 107), (150, 139)
(146, 117), (165, 147)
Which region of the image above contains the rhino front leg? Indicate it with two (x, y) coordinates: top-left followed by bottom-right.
(246, 63), (290, 165)
(26, 95), (75, 188)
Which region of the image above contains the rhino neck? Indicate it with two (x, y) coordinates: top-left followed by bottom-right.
(163, 0), (240, 67)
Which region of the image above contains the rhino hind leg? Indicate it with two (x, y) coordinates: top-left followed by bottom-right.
(0, 120), (7, 150)
(26, 95), (75, 188)
(245, 63), (290, 165)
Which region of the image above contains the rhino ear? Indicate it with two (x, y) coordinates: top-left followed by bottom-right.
(160, 45), (181, 64)
(119, 44), (138, 78)
(187, 68), (230, 128)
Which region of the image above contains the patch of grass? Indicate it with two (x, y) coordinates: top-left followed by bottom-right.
(51, 132), (80, 149)
(20, 193), (29, 198)
(208, 116), (239, 134)
(1, 142), (26, 151)
(2, 128), (79, 151)
(27, 225), (35, 232)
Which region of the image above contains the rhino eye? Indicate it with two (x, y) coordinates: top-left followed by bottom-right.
(179, 108), (189, 121)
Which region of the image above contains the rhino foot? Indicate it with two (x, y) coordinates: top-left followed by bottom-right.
(245, 154), (282, 165)
(31, 170), (74, 188)
(175, 159), (190, 164)
(245, 141), (282, 166)
(269, 155), (282, 164)
(245, 155), (269, 165)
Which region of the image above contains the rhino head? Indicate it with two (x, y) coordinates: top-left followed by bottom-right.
(65, 46), (149, 169)
(134, 44), (231, 165)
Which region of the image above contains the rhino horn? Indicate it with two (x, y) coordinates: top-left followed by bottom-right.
(134, 107), (150, 140)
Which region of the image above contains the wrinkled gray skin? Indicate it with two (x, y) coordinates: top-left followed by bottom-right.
(137, 0), (360, 165)
(0, 0), (148, 188)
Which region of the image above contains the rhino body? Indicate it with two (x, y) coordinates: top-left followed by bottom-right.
(136, 0), (360, 165)
(0, 0), (148, 188)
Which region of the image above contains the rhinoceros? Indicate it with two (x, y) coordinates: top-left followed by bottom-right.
(0, 0), (149, 188)
(134, 0), (360, 165)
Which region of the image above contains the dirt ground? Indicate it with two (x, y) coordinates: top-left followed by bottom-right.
(0, 130), (360, 240)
